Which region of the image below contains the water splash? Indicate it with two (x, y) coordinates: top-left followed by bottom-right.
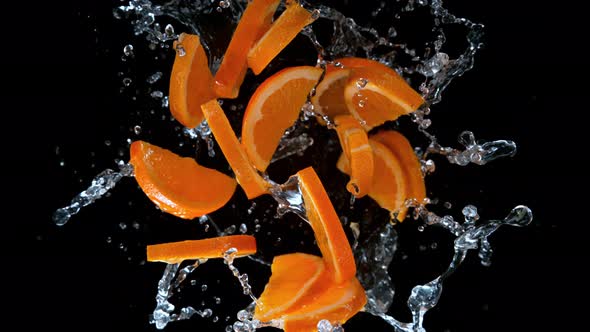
(268, 174), (307, 222)
(184, 120), (216, 158)
(53, 161), (134, 226)
(223, 248), (260, 305)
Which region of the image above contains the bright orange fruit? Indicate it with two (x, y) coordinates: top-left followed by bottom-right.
(242, 66), (322, 172)
(255, 253), (330, 321)
(333, 115), (373, 198)
(201, 99), (270, 199)
(343, 58), (424, 130)
(169, 33), (216, 128)
(129, 140), (236, 219)
(310, 66), (351, 121)
(247, 0), (318, 75)
(372, 130), (426, 217)
(297, 167), (356, 283)
(214, 0), (281, 98)
(281, 277), (367, 332)
(147, 235), (257, 264)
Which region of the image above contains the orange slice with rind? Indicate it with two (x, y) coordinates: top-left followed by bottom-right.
(201, 99), (270, 199)
(310, 66), (351, 121)
(255, 253), (329, 321)
(214, 0), (281, 98)
(129, 140), (236, 219)
(333, 115), (373, 198)
(169, 33), (216, 128)
(147, 235), (257, 264)
(247, 0), (318, 75)
(297, 167), (356, 283)
(344, 59), (424, 130)
(242, 66), (323, 172)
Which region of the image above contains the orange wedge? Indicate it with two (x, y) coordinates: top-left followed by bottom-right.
(169, 33), (216, 128)
(247, 1), (318, 75)
(372, 130), (426, 210)
(281, 277), (367, 332)
(129, 141), (236, 219)
(214, 0), (280, 98)
(333, 115), (373, 198)
(297, 167), (356, 283)
(255, 253), (330, 321)
(201, 99), (270, 199)
(242, 66), (322, 172)
(147, 235), (257, 264)
(310, 66), (351, 121)
(344, 59), (424, 130)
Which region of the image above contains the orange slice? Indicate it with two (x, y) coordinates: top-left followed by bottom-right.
(310, 66), (351, 121)
(333, 115), (373, 198)
(281, 277), (367, 332)
(255, 253), (329, 321)
(372, 130), (426, 210)
(147, 235), (257, 264)
(201, 99), (270, 199)
(129, 140), (236, 219)
(297, 167), (356, 283)
(343, 58), (424, 131)
(214, 0), (280, 98)
(247, 1), (318, 75)
(169, 33), (216, 128)
(242, 66), (322, 172)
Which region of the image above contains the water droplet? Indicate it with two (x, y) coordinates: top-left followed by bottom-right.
(317, 319), (333, 332)
(356, 78), (369, 89)
(311, 9), (321, 20)
(119, 222), (127, 230)
(237, 309), (249, 322)
(123, 44), (134, 57)
(201, 284), (208, 291)
(147, 71), (163, 84)
(151, 90), (164, 99)
(458, 131), (476, 147)
(122, 77), (132, 86)
(358, 99), (366, 108)
(239, 223), (247, 234)
(462, 205), (478, 220)
(176, 44), (186, 56)
(219, 1), (230, 9)
(133, 125), (142, 135)
(164, 24), (175, 38)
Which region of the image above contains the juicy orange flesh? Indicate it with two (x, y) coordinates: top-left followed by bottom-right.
(169, 33), (216, 128)
(349, 87), (407, 130)
(372, 130), (426, 206)
(281, 277), (367, 332)
(255, 253), (328, 321)
(129, 141), (236, 219)
(297, 167), (356, 283)
(242, 66), (322, 172)
(200, 99), (270, 199)
(311, 69), (351, 120)
(214, 0), (280, 98)
(247, 1), (317, 74)
(147, 235), (257, 263)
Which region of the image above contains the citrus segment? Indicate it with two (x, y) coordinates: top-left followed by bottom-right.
(255, 253), (328, 321)
(281, 277), (367, 332)
(169, 33), (216, 128)
(372, 130), (426, 214)
(297, 167), (356, 283)
(129, 140), (236, 219)
(242, 66), (322, 172)
(147, 235), (257, 264)
(214, 0), (281, 98)
(310, 67), (351, 121)
(201, 99), (270, 199)
(247, 1), (318, 74)
(343, 59), (424, 130)
(334, 115), (373, 198)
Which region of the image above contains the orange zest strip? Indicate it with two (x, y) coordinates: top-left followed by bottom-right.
(129, 140), (236, 219)
(247, 1), (318, 75)
(281, 277), (367, 332)
(372, 130), (426, 219)
(169, 33), (216, 128)
(255, 253), (329, 321)
(200, 99), (270, 199)
(242, 66), (323, 172)
(297, 167), (356, 283)
(342, 58), (424, 131)
(214, 0), (281, 98)
(147, 235), (257, 264)
(334, 115), (374, 198)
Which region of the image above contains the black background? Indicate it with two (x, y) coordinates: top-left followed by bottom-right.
(3, 0), (586, 331)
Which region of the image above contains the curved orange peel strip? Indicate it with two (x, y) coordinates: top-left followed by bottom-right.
(247, 1), (318, 75)
(169, 33), (216, 128)
(129, 140), (236, 219)
(242, 66), (323, 172)
(297, 167), (356, 283)
(147, 235), (257, 264)
(201, 99), (270, 199)
(214, 0), (281, 98)
(334, 115), (374, 198)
